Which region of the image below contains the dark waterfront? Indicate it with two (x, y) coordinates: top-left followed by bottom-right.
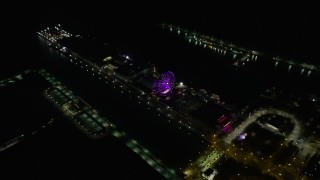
(1, 7), (318, 179)
(0, 117), (166, 179)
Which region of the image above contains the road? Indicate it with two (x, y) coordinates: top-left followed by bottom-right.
(224, 108), (302, 144)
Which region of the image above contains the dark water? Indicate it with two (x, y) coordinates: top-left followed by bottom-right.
(0, 72), (57, 142)
(1, 9), (318, 179)
(0, 117), (166, 179)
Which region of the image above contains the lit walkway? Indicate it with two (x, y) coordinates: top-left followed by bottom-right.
(162, 23), (319, 74)
(110, 128), (181, 180)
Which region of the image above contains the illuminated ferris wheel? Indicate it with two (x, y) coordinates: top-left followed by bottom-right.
(153, 71), (175, 96)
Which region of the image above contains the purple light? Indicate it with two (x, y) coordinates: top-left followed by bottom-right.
(237, 132), (247, 140)
(223, 122), (233, 133)
(153, 71), (175, 96)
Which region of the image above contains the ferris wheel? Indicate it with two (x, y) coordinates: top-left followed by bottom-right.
(153, 71), (175, 95)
